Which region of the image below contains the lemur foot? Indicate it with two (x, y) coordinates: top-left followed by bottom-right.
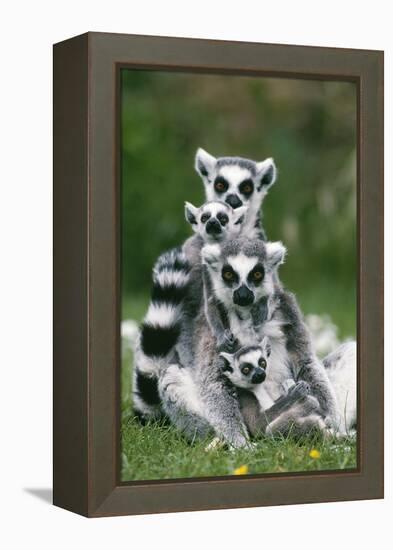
(204, 437), (225, 452)
(205, 435), (252, 452)
(322, 424), (356, 440)
(227, 434), (250, 450)
(299, 414), (327, 434)
(302, 395), (321, 415)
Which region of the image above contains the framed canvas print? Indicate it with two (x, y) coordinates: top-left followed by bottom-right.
(53, 32), (384, 517)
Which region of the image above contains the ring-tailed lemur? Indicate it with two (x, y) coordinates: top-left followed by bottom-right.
(132, 201), (247, 420)
(201, 237), (342, 431)
(205, 239), (356, 437)
(219, 343), (326, 438)
(158, 237), (341, 446)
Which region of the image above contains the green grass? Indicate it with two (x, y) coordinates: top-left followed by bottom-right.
(121, 283), (356, 482)
(121, 415), (356, 481)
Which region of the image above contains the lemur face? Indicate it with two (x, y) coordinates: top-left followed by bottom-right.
(185, 201), (248, 244)
(220, 341), (271, 389)
(202, 237), (286, 310)
(195, 148), (277, 210)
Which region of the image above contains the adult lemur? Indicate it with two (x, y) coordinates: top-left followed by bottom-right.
(133, 149), (277, 419)
(201, 238), (356, 437)
(158, 237), (347, 447)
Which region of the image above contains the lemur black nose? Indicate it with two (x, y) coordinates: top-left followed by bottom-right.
(206, 218), (222, 235)
(233, 285), (254, 307)
(252, 368), (266, 384)
(225, 194), (243, 209)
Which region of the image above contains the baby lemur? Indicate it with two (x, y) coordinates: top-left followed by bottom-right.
(220, 342), (270, 390)
(219, 342), (326, 438)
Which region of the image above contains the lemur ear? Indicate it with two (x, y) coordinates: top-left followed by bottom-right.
(233, 205), (248, 225)
(265, 241), (286, 270)
(255, 158), (277, 191)
(219, 352), (234, 372)
(195, 148), (217, 180)
(201, 243), (221, 271)
(184, 202), (199, 225)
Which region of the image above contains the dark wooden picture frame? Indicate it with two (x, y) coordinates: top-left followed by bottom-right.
(53, 32), (383, 517)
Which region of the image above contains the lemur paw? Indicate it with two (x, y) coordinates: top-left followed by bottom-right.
(204, 437), (225, 452)
(322, 417), (348, 439)
(287, 381), (311, 399)
(204, 436), (251, 452)
(218, 330), (239, 352)
(228, 435), (250, 450)
(281, 379), (295, 393)
(302, 395), (321, 415)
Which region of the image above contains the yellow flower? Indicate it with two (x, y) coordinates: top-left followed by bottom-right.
(309, 449), (321, 459)
(233, 464), (249, 475)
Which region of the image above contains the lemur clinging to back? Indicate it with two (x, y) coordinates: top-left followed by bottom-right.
(133, 149), (277, 420)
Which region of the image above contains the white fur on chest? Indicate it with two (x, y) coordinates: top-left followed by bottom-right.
(253, 338), (292, 409)
(227, 310), (256, 346)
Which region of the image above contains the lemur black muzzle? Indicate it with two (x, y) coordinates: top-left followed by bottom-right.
(206, 218), (222, 236)
(252, 368), (266, 384)
(225, 194), (243, 209)
(233, 285), (254, 307)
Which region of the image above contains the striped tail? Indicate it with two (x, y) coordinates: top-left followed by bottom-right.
(140, 248), (191, 359)
(132, 248), (191, 421)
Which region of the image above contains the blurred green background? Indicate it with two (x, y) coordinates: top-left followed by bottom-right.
(121, 70), (356, 340)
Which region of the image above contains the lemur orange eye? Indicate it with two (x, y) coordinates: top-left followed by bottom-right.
(223, 270), (234, 281)
(214, 178), (228, 193)
(239, 179), (254, 195)
(253, 271), (263, 280)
